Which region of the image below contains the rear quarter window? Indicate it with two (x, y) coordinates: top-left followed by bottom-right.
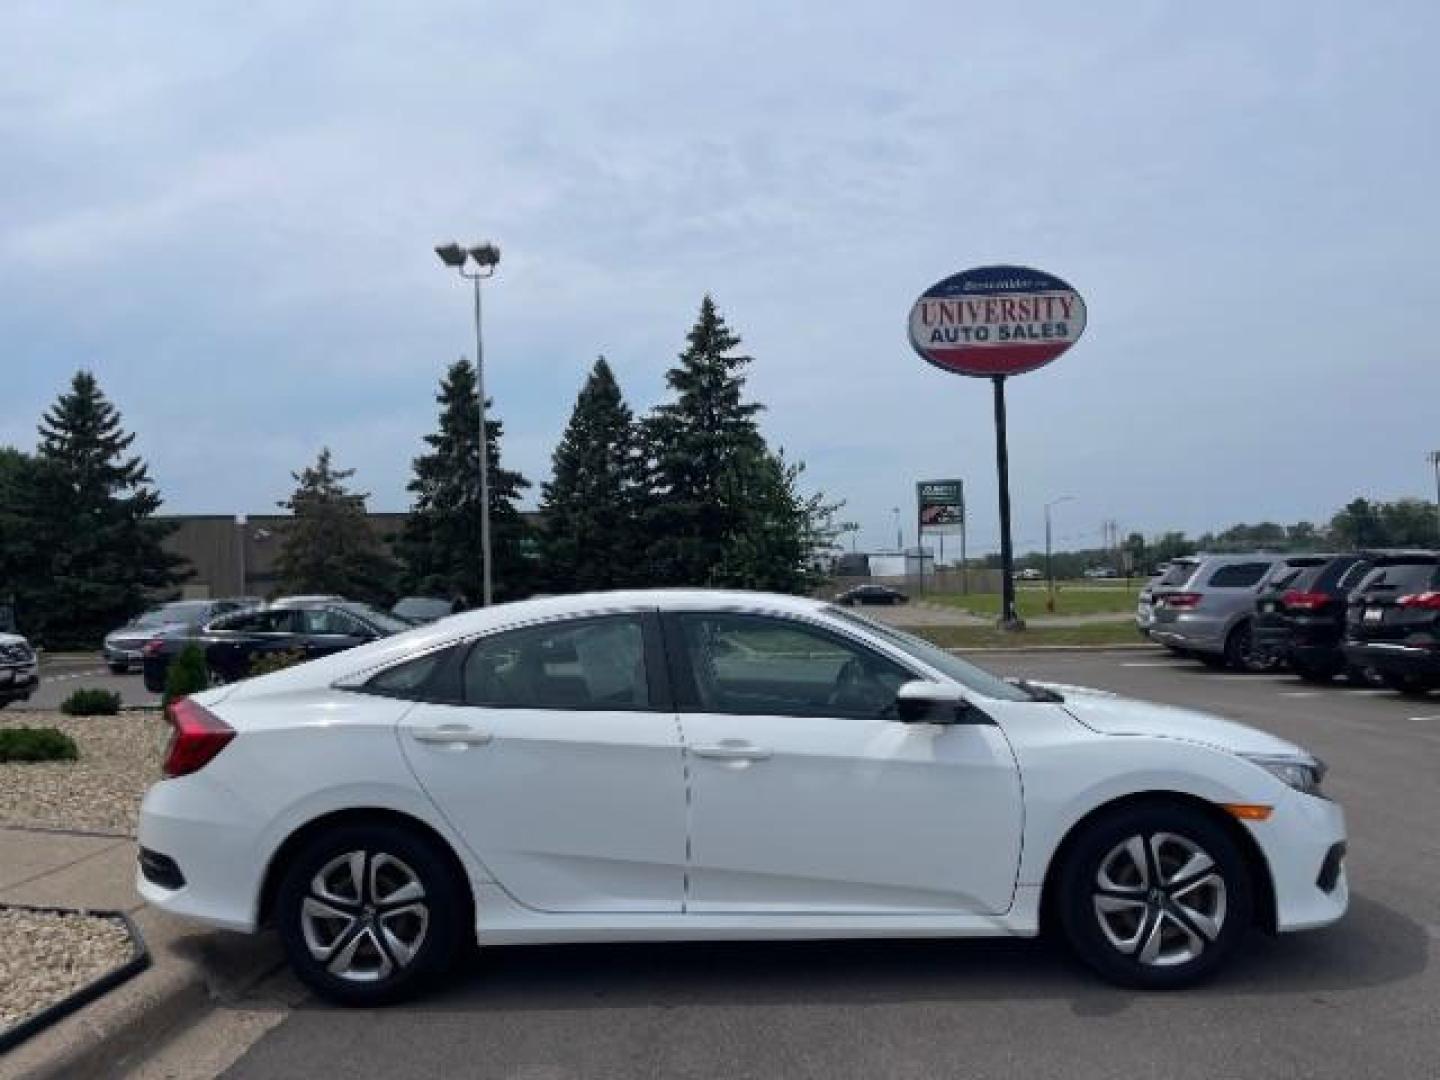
(1206, 562), (1271, 589)
(1357, 561), (1440, 594)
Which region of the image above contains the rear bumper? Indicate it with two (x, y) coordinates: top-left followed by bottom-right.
(0, 664), (38, 703)
(137, 774), (266, 933)
(1342, 641), (1440, 678)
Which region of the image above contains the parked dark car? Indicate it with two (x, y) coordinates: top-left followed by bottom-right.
(1252, 554), (1372, 682)
(835, 585), (908, 606)
(1342, 551), (1440, 695)
(0, 633), (38, 708)
(392, 596), (461, 625)
(105, 599), (257, 673)
(142, 600), (411, 692)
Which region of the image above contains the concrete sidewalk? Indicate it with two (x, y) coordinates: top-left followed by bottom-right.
(0, 826), (281, 1079)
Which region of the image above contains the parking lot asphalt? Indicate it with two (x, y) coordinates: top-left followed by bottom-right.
(204, 650), (1439, 1080)
(18, 655), (159, 710)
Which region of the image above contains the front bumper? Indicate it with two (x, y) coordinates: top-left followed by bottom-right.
(1255, 789), (1349, 933)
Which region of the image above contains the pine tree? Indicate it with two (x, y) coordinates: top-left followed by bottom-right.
(398, 359), (532, 604)
(539, 357), (643, 592)
(641, 296), (767, 585)
(274, 448), (397, 603)
(14, 373), (185, 646)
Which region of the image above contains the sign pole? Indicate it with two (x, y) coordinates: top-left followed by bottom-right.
(992, 375), (1023, 629)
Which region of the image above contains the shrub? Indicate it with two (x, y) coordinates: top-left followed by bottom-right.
(250, 648), (307, 678)
(164, 643), (210, 705)
(60, 688), (122, 716)
(0, 726), (79, 762)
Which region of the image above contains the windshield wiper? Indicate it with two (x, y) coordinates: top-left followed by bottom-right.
(1008, 677), (1065, 703)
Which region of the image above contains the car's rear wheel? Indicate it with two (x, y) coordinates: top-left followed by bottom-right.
(1057, 802), (1253, 990)
(109, 662), (128, 675)
(1222, 622), (1272, 672)
(275, 823), (465, 1006)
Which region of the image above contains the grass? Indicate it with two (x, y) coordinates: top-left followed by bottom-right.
(925, 585), (1141, 619)
(900, 621), (1150, 650)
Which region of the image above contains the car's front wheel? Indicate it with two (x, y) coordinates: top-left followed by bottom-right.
(1057, 802), (1253, 990)
(275, 823), (466, 1006)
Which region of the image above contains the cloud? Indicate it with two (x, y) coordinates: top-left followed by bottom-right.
(2, 0), (1437, 553)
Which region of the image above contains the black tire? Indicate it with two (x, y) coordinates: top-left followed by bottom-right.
(108, 662), (129, 675)
(1380, 671), (1435, 697)
(1222, 622), (1271, 672)
(1162, 644), (1190, 658)
(275, 822), (466, 1006)
(1056, 801), (1253, 990)
(1197, 652), (1228, 669)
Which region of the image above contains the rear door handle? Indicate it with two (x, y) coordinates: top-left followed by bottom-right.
(411, 724), (493, 747)
(692, 742), (771, 762)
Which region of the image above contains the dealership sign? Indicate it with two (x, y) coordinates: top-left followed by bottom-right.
(908, 265), (1086, 378)
(917, 479), (965, 535)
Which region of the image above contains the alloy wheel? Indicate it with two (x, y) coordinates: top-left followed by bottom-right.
(299, 850), (430, 983)
(1092, 832), (1227, 967)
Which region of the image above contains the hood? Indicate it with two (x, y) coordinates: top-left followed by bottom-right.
(1046, 682), (1304, 757)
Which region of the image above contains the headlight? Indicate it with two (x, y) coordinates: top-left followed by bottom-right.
(1242, 752), (1327, 797)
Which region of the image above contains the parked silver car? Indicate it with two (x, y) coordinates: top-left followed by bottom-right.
(1147, 554), (1284, 670)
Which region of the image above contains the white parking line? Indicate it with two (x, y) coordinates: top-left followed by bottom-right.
(1120, 662), (1187, 668)
(1279, 691), (1320, 698)
(40, 668), (106, 684)
(1408, 715), (1440, 723)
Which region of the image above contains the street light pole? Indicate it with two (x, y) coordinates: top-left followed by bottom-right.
(1044, 496), (1075, 613)
(436, 242), (501, 607)
(893, 507), (902, 552)
(1430, 451), (1440, 545)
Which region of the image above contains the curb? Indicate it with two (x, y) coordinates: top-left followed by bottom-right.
(6, 912), (284, 1080)
(0, 905), (151, 1056)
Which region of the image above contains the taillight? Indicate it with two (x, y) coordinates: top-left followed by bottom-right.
(1165, 592), (1202, 609)
(163, 698), (235, 778)
(142, 639), (165, 657)
(1282, 590), (1330, 611)
(1397, 591), (1440, 611)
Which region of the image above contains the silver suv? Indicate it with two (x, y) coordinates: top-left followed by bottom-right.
(1148, 554), (1284, 670)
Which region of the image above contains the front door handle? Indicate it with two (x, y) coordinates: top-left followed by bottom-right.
(692, 742), (771, 762)
(411, 724), (494, 747)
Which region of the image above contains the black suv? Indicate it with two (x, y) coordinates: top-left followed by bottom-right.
(1252, 554), (1372, 682)
(1342, 551), (1440, 694)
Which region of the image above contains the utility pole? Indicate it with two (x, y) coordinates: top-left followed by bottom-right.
(1430, 451), (1440, 544)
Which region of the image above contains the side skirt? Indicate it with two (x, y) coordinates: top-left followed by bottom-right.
(472, 883), (1042, 947)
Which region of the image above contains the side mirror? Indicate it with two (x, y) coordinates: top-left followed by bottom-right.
(895, 680), (975, 725)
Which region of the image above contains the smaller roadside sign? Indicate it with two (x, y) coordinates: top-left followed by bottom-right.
(918, 479), (965, 535)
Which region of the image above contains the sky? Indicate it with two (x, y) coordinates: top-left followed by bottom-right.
(2, 1), (1437, 557)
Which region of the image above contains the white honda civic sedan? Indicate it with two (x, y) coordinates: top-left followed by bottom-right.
(138, 590), (1348, 1004)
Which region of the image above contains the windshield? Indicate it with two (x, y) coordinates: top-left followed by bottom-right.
(829, 607), (1032, 701)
